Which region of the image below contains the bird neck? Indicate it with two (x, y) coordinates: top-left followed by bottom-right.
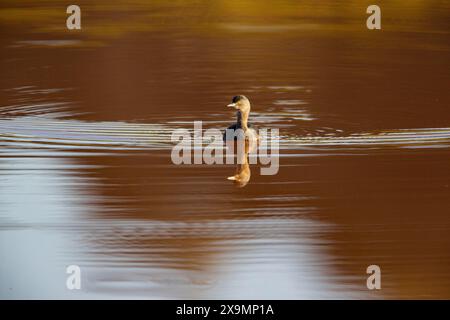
(237, 110), (249, 130)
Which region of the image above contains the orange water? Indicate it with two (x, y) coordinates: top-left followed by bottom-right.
(0, 0), (449, 298)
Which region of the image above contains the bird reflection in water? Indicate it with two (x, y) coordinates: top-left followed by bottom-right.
(225, 139), (256, 188)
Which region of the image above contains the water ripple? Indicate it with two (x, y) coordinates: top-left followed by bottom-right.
(1, 115), (449, 154)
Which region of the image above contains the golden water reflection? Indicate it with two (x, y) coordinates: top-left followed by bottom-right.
(1, 0), (450, 299)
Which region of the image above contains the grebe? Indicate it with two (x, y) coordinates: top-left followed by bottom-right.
(223, 95), (259, 143)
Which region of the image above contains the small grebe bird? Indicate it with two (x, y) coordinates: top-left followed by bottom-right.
(223, 95), (259, 143)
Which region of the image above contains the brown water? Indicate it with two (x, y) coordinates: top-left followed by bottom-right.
(1, 0), (450, 299)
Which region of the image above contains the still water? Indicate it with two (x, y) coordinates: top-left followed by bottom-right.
(1, 1), (449, 299)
